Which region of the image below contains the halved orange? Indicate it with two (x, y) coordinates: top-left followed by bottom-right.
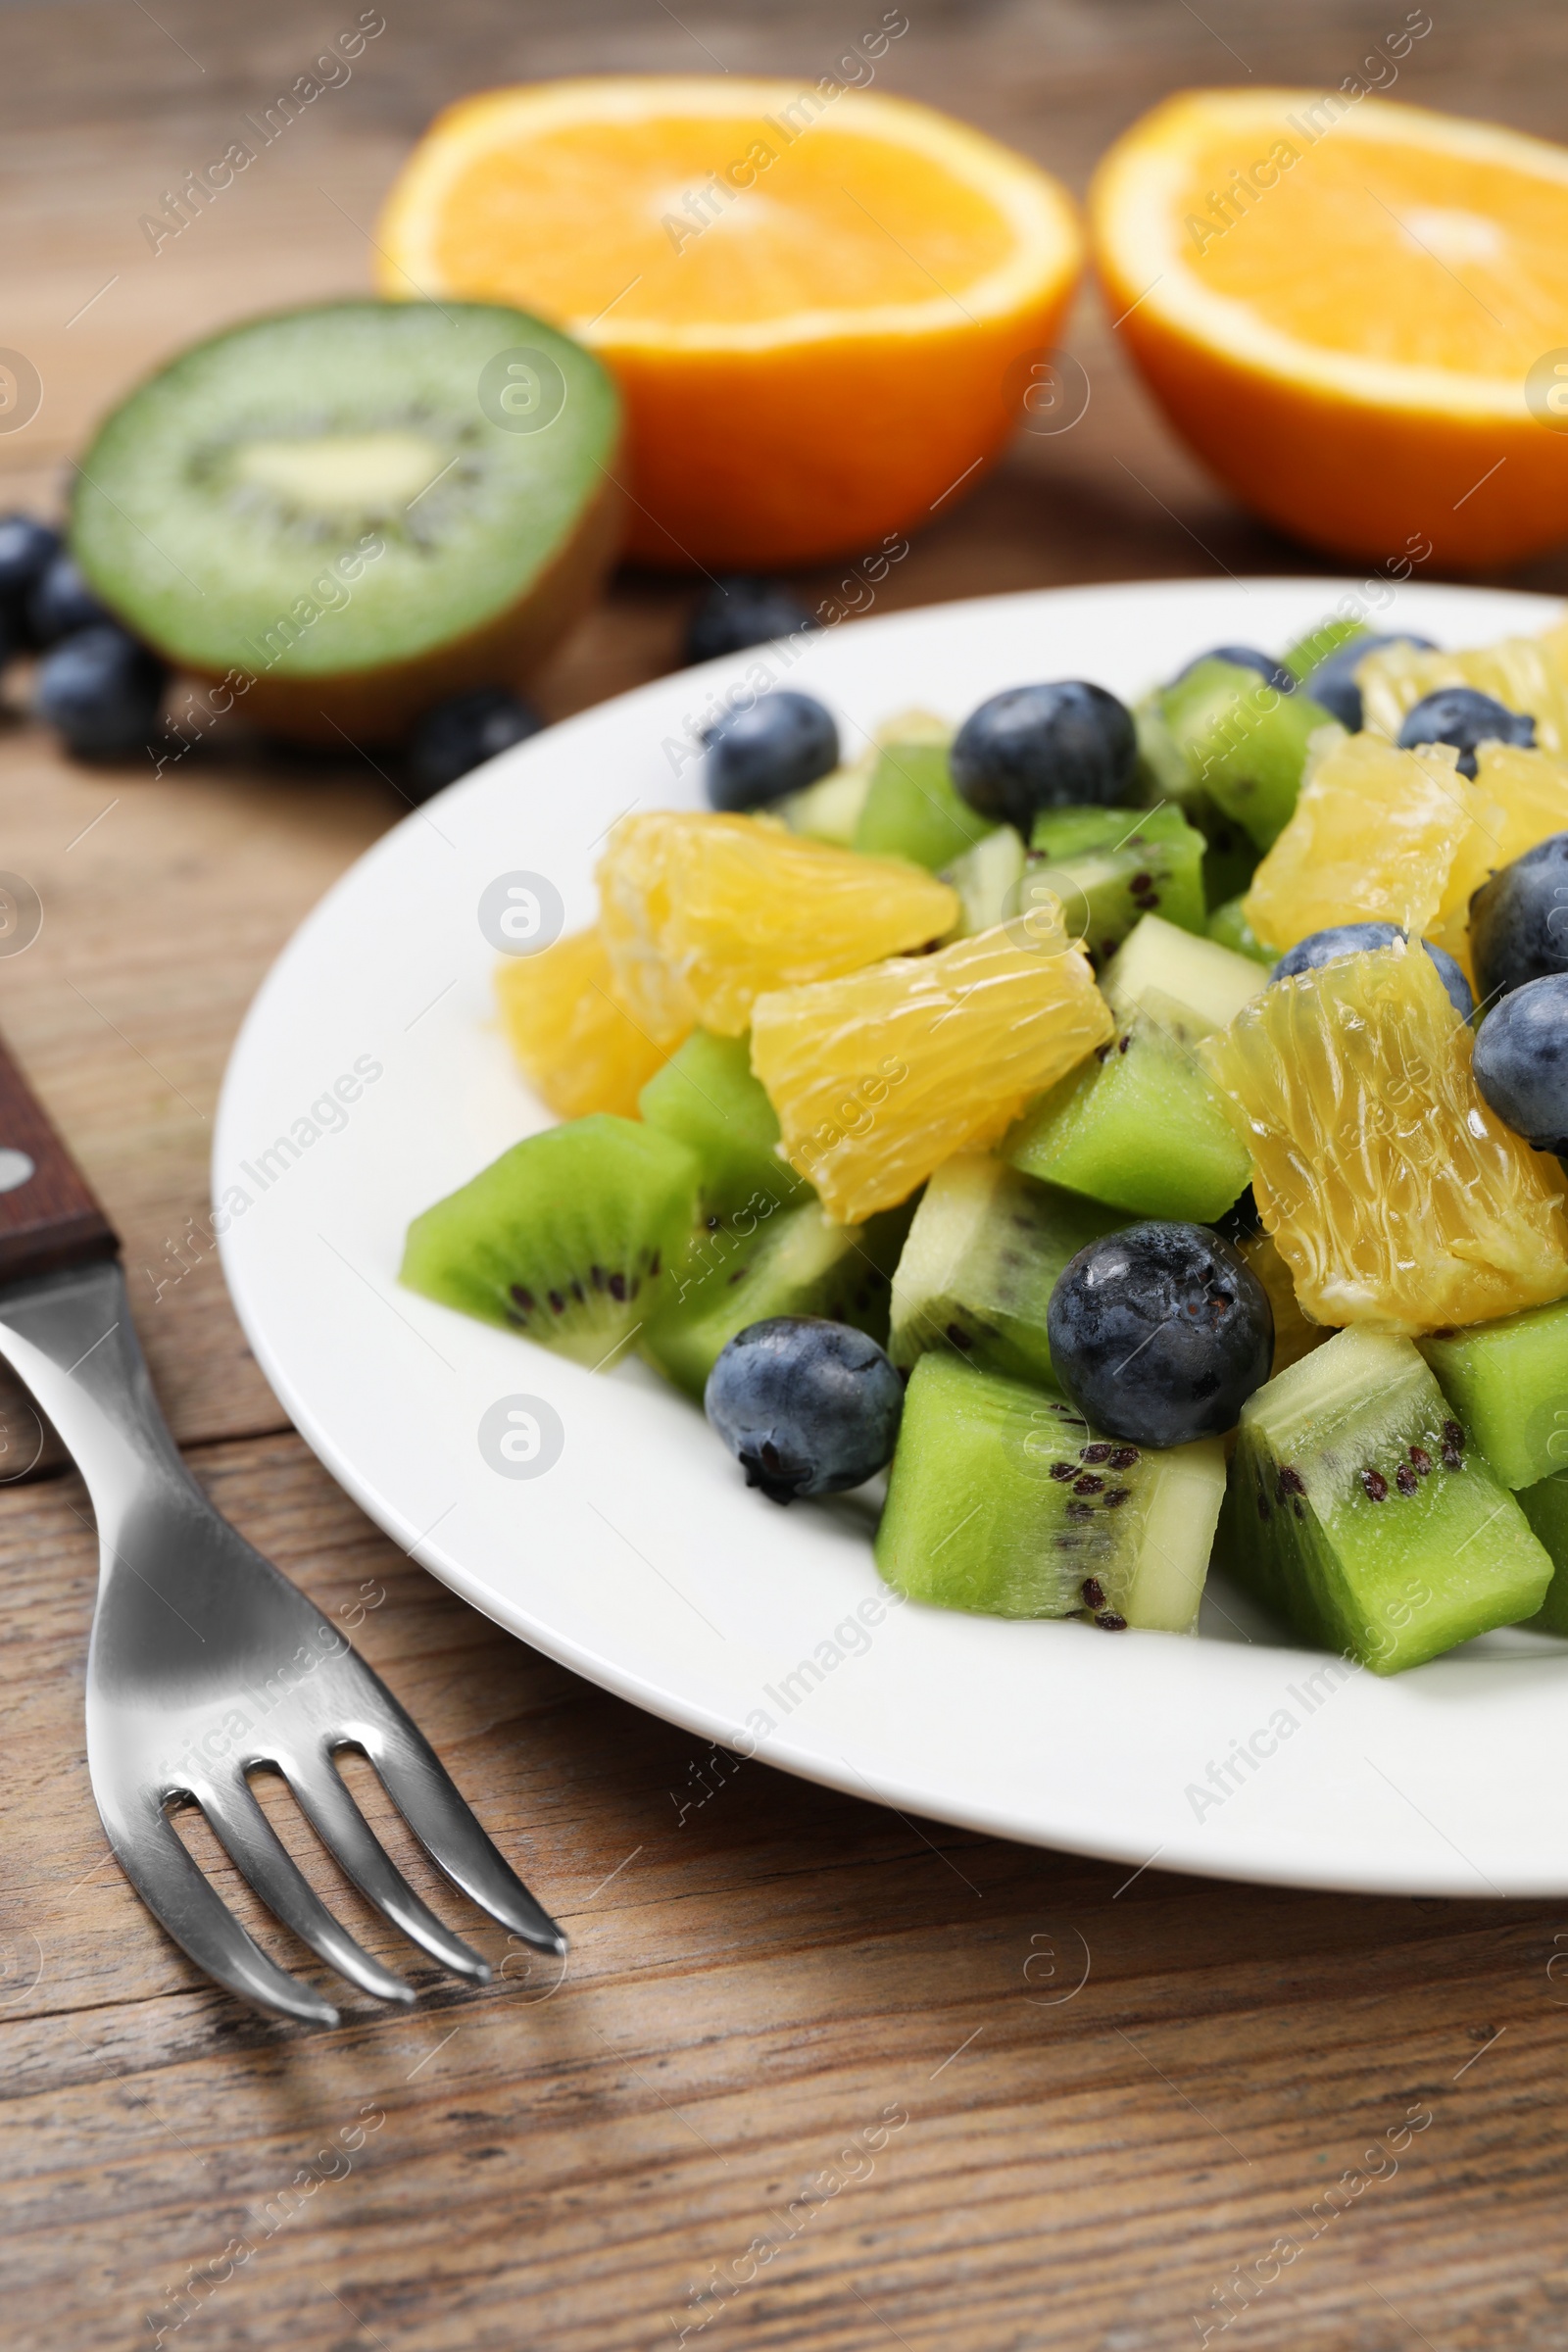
(1092, 92), (1568, 568)
(377, 77), (1084, 568)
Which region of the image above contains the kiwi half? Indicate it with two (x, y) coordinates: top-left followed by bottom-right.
(72, 301), (622, 741)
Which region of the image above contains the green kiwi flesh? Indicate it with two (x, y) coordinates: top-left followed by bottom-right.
(637, 1029), (804, 1222)
(400, 1113), (698, 1367)
(1517, 1471), (1568, 1635)
(853, 736), (995, 869)
(72, 299), (621, 740)
(1419, 1297), (1568, 1491)
(1020, 803), (1206, 966)
(875, 1352), (1224, 1630)
(1159, 659), (1336, 851)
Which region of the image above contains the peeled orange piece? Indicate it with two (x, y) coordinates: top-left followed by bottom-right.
(1092, 92), (1568, 567)
(597, 809), (957, 1045)
(750, 908), (1113, 1224)
(377, 77), (1084, 567)
(1430, 743), (1568, 977)
(1243, 730), (1476, 954)
(496, 926), (676, 1117)
(1357, 618), (1568, 752)
(1203, 942), (1568, 1334)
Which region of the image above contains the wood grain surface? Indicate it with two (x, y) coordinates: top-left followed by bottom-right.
(4, 3), (1568, 2346)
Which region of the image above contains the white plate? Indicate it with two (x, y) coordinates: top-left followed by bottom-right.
(218, 575), (1568, 1899)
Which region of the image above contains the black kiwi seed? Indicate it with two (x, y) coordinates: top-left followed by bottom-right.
(1255, 1481), (1272, 1521)
(1095, 1610), (1128, 1632)
(1081, 1576), (1106, 1609)
(512, 1284), (535, 1312)
(548, 1289), (565, 1314)
(1080, 1443), (1113, 1464)
(1049, 1461), (1076, 1482)
(1408, 1444), (1432, 1475)
(1107, 1445), (1140, 1470)
(1361, 1467), (1389, 1501)
(1103, 1487), (1131, 1508)
(1074, 1474), (1104, 1495)
(1444, 1420), (1465, 1450)
(1065, 1501), (1095, 1522)
(1096, 1041), (1113, 1063)
(1396, 1465), (1419, 1495)
(1117, 1034), (1131, 1054)
(1130, 872), (1152, 893)
(1277, 1465), (1305, 1497)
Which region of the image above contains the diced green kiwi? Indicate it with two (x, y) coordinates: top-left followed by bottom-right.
(71, 300), (621, 742)
(1206, 896), (1278, 965)
(1281, 615), (1364, 683)
(1517, 1471), (1568, 1635)
(778, 761), (873, 845)
(853, 734), (994, 869)
(638, 1029), (804, 1221)
(1160, 659), (1338, 851)
(1004, 999), (1250, 1222)
(1217, 1327), (1552, 1672)
(1102, 911), (1268, 1036)
(943, 824), (1027, 936)
(1134, 690), (1266, 904)
(888, 1153), (1127, 1388)
(400, 1113), (698, 1366)
(641, 1195), (914, 1400)
(1020, 803), (1205, 966)
(1419, 1297), (1568, 1490)
(875, 1352), (1224, 1631)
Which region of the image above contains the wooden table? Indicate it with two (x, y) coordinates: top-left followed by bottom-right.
(6, 4), (1568, 2344)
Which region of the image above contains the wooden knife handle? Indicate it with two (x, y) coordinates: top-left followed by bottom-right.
(0, 1030), (118, 1285)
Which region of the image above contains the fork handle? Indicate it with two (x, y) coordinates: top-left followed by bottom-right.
(0, 1029), (118, 1281)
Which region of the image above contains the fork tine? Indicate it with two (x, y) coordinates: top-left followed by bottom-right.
(107, 1801), (340, 2028)
(199, 1776), (416, 2008)
(279, 1750), (492, 1982)
(357, 1722), (566, 1954)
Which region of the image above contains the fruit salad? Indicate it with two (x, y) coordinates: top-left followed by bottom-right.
(404, 610), (1568, 1675)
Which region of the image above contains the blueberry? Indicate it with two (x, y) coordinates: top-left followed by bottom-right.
(1171, 644), (1295, 696)
(684, 575), (816, 666)
(705, 1316), (904, 1502)
(1472, 976), (1568, 1152)
(1397, 685), (1535, 779)
(0, 514), (60, 642)
(1046, 1222), (1273, 1449)
(704, 690), (838, 811)
(951, 681), (1137, 829)
(35, 624), (167, 760)
(27, 552), (110, 647)
(406, 687), (543, 802)
(1302, 631), (1437, 731)
(1470, 832), (1568, 1003)
(1271, 923), (1473, 1018)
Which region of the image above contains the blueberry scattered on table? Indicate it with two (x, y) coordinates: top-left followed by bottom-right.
(0, 514), (61, 643)
(1469, 832), (1568, 1003)
(1046, 1222), (1273, 1449)
(684, 575), (816, 666)
(1170, 643), (1295, 696)
(1272, 922), (1474, 1018)
(703, 689), (839, 811)
(34, 623), (168, 760)
(1472, 974), (1568, 1152)
(27, 552), (110, 647)
(1302, 631), (1437, 731)
(1397, 684), (1535, 778)
(950, 680), (1137, 829)
(705, 1316), (905, 1502)
(406, 687), (543, 802)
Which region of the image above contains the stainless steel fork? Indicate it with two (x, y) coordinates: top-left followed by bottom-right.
(0, 1033), (563, 2026)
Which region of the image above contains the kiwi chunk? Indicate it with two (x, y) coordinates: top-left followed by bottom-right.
(875, 1352), (1224, 1630)
(1420, 1297), (1568, 1490)
(638, 1029), (804, 1222)
(642, 1195), (912, 1399)
(1218, 1327), (1551, 1672)
(1004, 1000), (1250, 1222)
(72, 300), (621, 740)
(944, 824), (1027, 936)
(854, 736), (994, 869)
(1159, 659), (1335, 851)
(1133, 693), (1259, 906)
(1020, 803), (1206, 966)
(1517, 1472), (1568, 1634)
(400, 1114), (698, 1366)
(888, 1154), (1126, 1389)
(1102, 911), (1268, 1035)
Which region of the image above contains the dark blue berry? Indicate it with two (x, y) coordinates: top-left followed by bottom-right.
(406, 687), (542, 802)
(705, 1316), (904, 1502)
(1397, 685), (1535, 779)
(684, 575), (816, 666)
(1271, 923), (1473, 1018)
(27, 552), (110, 647)
(0, 514), (60, 643)
(1046, 1222), (1273, 1448)
(1302, 631), (1437, 731)
(1171, 644), (1295, 696)
(35, 624), (167, 759)
(704, 690), (838, 811)
(1472, 975), (1568, 1152)
(1469, 832), (1568, 1003)
(951, 681), (1136, 829)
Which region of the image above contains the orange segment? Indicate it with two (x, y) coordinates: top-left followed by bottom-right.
(596, 809), (958, 1045)
(1357, 618), (1568, 751)
(496, 927), (677, 1117)
(377, 77), (1084, 566)
(1203, 942), (1568, 1334)
(750, 908), (1113, 1224)
(1431, 743), (1568, 978)
(1091, 92), (1568, 567)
